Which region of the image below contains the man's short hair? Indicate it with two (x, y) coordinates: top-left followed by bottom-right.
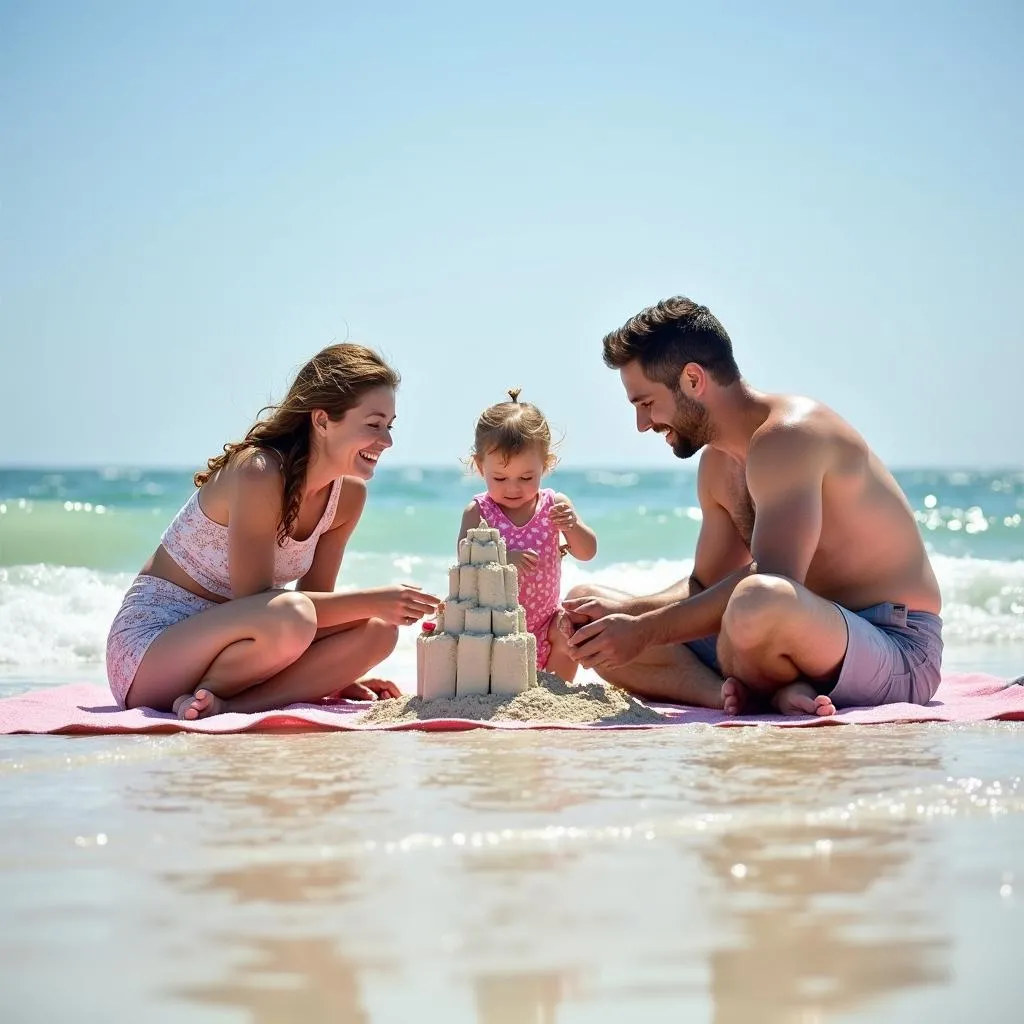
(602, 296), (740, 387)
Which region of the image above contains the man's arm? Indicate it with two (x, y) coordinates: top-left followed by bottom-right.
(625, 447), (754, 623)
(637, 428), (827, 644)
(744, 429), (826, 583)
(567, 456), (753, 662)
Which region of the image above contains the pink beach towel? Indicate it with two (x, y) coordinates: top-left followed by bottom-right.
(0, 674), (1021, 736)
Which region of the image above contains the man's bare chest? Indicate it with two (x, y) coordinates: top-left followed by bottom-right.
(723, 476), (755, 549)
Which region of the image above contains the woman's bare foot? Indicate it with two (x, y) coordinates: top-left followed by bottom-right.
(171, 694), (193, 717)
(175, 687), (229, 720)
(722, 677), (752, 715)
(773, 681), (835, 717)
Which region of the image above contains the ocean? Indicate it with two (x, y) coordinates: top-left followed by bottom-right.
(1, 464), (1023, 680)
(2, 464), (1022, 1022)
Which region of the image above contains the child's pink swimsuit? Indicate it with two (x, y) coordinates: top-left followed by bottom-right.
(475, 488), (561, 668)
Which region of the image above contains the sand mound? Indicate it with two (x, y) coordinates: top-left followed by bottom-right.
(354, 672), (664, 726)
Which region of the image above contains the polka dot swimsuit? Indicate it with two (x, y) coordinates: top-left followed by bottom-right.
(475, 487), (561, 668)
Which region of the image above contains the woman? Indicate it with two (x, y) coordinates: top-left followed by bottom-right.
(106, 343), (439, 719)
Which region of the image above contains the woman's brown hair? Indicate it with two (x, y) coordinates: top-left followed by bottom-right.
(196, 343), (400, 543)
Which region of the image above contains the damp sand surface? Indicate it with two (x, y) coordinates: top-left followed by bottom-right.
(354, 672), (665, 726)
(1, 648), (1022, 1022)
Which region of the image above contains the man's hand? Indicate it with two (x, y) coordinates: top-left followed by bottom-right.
(509, 549), (539, 575)
(568, 613), (648, 669)
(561, 594), (629, 627)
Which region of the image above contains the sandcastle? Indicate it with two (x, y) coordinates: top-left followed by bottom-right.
(416, 522), (537, 699)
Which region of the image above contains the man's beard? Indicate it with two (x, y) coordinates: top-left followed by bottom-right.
(662, 389), (711, 460)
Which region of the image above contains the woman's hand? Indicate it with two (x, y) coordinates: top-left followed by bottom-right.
(333, 677), (402, 701)
(368, 584), (440, 626)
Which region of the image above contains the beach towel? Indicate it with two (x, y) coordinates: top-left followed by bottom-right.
(0, 673), (1021, 736)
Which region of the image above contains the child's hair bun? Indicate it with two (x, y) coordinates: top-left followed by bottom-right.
(507, 387), (522, 403)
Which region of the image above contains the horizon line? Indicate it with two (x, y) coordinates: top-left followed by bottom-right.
(2, 461), (1023, 474)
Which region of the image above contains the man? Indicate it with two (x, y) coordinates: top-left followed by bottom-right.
(564, 296), (943, 716)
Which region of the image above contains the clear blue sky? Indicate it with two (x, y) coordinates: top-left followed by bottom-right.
(2, 0), (1021, 469)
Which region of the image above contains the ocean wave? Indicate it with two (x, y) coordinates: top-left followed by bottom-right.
(1, 554), (1022, 669)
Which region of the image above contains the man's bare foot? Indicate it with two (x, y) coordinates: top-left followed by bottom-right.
(175, 687), (228, 720)
(773, 682), (835, 717)
(722, 677), (752, 715)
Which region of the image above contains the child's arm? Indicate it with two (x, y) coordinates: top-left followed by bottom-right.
(457, 501), (479, 551)
(550, 493), (597, 561)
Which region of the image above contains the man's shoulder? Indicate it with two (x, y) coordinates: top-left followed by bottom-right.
(749, 396), (866, 480)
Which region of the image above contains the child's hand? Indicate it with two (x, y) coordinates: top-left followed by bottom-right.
(550, 501), (580, 532)
(509, 549), (539, 575)
(555, 607), (575, 641)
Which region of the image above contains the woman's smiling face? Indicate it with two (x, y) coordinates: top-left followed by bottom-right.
(316, 385), (396, 479)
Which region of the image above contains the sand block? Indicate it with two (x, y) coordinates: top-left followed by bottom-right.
(502, 564), (520, 608)
(467, 525), (500, 545)
(417, 633), (457, 699)
(491, 608), (519, 636)
(435, 605), (446, 633)
(471, 540), (500, 564)
(456, 634), (491, 696)
(517, 605), (527, 634)
(443, 599), (472, 634)
(477, 564), (507, 609)
(447, 566), (461, 602)
(525, 632), (538, 686)
(465, 606), (492, 633)
(458, 565), (479, 602)
(458, 538), (472, 565)
(490, 634), (531, 695)
(498, 538), (507, 565)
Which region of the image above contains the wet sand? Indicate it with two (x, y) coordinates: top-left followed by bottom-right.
(1, 647), (1022, 1022)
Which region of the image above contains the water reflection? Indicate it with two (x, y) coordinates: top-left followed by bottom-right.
(696, 731), (950, 1023)
(107, 727), (961, 1022)
(472, 970), (571, 1024)
(180, 933), (370, 1023)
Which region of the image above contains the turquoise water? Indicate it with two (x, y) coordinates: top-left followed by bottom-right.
(1, 465), (1023, 671)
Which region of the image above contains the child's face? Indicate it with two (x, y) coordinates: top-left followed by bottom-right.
(479, 447), (546, 509)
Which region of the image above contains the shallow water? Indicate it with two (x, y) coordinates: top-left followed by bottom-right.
(2, 650), (1022, 1022)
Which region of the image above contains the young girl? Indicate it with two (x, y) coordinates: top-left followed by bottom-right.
(106, 343), (440, 720)
(458, 388), (598, 681)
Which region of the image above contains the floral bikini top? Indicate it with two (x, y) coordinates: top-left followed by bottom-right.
(160, 475), (341, 598)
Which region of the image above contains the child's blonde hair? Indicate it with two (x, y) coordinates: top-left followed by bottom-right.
(471, 388), (558, 471)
